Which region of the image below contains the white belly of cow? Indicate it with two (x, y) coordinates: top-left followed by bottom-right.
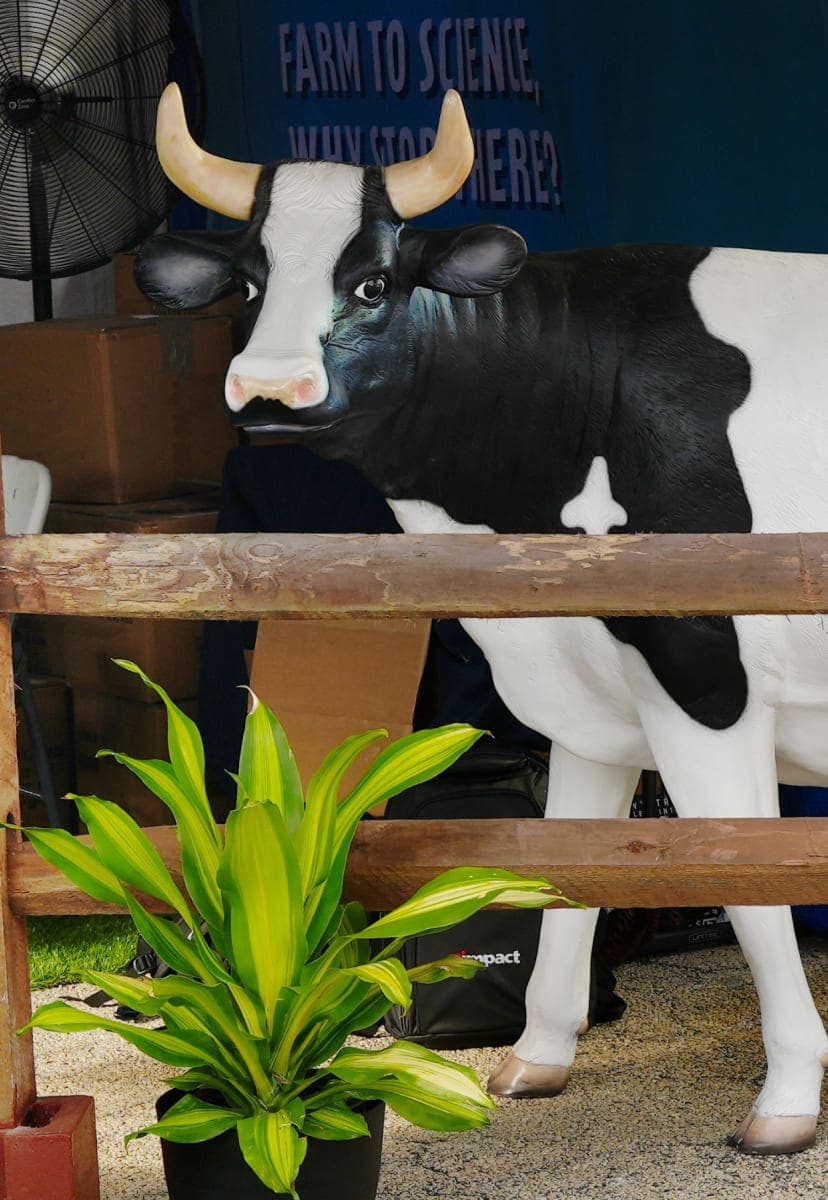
(388, 498), (652, 766)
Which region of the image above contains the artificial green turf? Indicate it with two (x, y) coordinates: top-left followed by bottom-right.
(27, 915), (137, 990)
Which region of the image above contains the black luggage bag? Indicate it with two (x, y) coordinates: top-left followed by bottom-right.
(382, 741), (547, 1049)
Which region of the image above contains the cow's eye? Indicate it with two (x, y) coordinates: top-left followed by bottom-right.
(244, 280), (260, 302)
(354, 275), (387, 305)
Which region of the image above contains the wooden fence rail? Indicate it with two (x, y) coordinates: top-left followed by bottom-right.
(7, 817), (828, 915)
(2, 529), (828, 618)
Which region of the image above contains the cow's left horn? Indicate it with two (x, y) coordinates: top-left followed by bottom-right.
(384, 90), (474, 219)
(155, 83), (261, 220)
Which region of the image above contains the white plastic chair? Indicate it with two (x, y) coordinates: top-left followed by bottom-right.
(1, 454), (51, 535)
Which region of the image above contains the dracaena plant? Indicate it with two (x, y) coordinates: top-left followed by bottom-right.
(16, 660), (570, 1199)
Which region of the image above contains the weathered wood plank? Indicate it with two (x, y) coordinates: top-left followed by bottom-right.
(0, 449), (37, 1126)
(8, 818), (828, 914)
(345, 817), (828, 909)
(1, 530), (828, 619)
(0, 617), (36, 1126)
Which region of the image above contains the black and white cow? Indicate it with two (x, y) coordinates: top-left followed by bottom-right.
(136, 84), (828, 1156)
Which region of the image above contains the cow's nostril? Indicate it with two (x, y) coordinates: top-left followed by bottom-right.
(227, 374), (245, 407)
(296, 375), (319, 403)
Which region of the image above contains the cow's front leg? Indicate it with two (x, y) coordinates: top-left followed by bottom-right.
(488, 747), (639, 1098)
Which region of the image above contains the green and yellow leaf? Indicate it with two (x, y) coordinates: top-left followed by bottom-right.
(163, 1068), (250, 1111)
(330, 1039), (486, 1102)
(112, 660), (210, 816)
(304, 725), (484, 952)
(97, 752), (224, 941)
(297, 729), (387, 899)
(122, 898), (223, 986)
(336, 725), (484, 840)
(360, 867), (555, 940)
(71, 796), (193, 921)
(329, 1041), (495, 1131)
(342, 959), (412, 1009)
(237, 1111), (307, 1199)
(346, 1078), (493, 1131)
(407, 954), (485, 984)
(237, 692), (303, 833)
(218, 803), (307, 1025)
(301, 1103), (370, 1141)
(125, 1093), (244, 1146)
(269, 972), (369, 1078)
(11, 825), (125, 907)
(150, 976), (274, 1103)
(20, 1001), (227, 1071)
(80, 970), (161, 1017)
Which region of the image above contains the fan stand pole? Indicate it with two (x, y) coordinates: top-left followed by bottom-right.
(28, 146), (52, 321)
(31, 277), (52, 322)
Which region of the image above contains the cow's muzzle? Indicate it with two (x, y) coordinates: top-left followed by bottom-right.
(224, 355), (328, 412)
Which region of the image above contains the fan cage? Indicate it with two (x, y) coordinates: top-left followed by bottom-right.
(0, 0), (203, 282)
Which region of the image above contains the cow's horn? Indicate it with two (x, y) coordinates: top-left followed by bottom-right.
(384, 90), (474, 219)
(155, 83), (261, 220)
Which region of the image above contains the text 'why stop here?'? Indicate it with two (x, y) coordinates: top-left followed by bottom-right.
(288, 123), (562, 209)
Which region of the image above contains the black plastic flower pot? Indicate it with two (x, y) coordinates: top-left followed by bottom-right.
(156, 1090), (385, 1200)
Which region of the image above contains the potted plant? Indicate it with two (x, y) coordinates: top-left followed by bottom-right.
(16, 660), (570, 1199)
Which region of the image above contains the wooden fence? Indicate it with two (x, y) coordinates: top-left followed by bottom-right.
(2, 520), (828, 1177)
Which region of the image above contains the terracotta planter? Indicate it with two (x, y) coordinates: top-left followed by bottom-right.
(156, 1090), (385, 1200)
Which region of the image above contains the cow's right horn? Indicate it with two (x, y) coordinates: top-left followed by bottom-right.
(156, 83), (261, 221)
(385, 90), (474, 219)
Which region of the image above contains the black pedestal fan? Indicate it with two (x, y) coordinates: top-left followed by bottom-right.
(0, 0), (204, 319)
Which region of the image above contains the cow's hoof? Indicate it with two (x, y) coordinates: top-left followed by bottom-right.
(727, 1109), (817, 1155)
(487, 1052), (570, 1098)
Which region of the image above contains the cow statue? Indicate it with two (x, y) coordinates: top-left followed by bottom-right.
(136, 84), (828, 1156)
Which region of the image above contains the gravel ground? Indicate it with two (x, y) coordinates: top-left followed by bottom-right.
(32, 938), (828, 1200)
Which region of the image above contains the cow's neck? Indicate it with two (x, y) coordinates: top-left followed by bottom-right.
(322, 261), (600, 532)
(309, 243), (750, 539)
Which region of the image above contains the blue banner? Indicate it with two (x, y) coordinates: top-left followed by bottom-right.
(184, 1), (828, 253)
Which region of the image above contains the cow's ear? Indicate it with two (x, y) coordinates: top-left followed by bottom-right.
(133, 230), (239, 310)
(404, 225), (527, 297)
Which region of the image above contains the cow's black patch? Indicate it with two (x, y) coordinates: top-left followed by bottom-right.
(311, 242), (753, 731)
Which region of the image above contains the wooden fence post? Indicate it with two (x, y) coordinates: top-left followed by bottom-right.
(0, 458), (100, 1200)
(0, 613), (35, 1129)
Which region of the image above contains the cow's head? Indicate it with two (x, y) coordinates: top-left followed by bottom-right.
(136, 85), (527, 435)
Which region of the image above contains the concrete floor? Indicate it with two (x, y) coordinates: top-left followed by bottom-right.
(32, 937), (827, 1200)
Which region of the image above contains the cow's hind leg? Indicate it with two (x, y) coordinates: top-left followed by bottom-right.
(641, 702), (828, 1155)
(488, 747), (639, 1098)
(723, 905), (828, 1154)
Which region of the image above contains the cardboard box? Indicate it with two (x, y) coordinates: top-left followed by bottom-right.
(21, 615), (204, 704)
(249, 618), (431, 799)
(45, 487), (223, 534)
(0, 314), (239, 502)
(113, 252), (246, 321)
(73, 689), (198, 826)
(20, 491), (220, 702)
(16, 676), (75, 828)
